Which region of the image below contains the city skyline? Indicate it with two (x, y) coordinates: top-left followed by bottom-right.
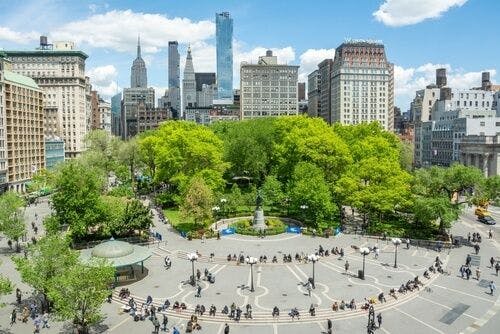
(0, 0), (498, 111)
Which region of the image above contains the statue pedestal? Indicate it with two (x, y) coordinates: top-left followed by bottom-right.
(253, 208), (267, 230)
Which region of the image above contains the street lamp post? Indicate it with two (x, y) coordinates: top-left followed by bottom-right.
(300, 204), (308, 223)
(245, 256), (258, 292)
(392, 238), (402, 268)
(187, 253), (198, 286)
(308, 254), (319, 287)
(359, 247), (370, 280)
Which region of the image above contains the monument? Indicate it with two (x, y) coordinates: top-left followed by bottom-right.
(253, 190), (267, 230)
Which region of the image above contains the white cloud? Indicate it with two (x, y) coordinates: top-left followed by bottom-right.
(87, 65), (121, 99)
(373, 0), (468, 27)
(0, 26), (39, 44)
(298, 48), (336, 83)
(51, 10), (215, 53)
(394, 63), (497, 110)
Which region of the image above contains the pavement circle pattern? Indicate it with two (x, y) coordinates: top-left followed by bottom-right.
(111, 240), (448, 325)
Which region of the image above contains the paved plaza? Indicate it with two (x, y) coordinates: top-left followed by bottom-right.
(1, 199), (499, 333)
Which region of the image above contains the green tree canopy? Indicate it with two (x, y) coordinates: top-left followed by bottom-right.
(48, 261), (114, 334)
(287, 162), (335, 228)
(51, 160), (105, 238)
(180, 176), (214, 225)
(0, 191), (26, 249)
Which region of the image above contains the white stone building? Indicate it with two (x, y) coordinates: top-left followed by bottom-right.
(5, 37), (90, 158)
(330, 40), (394, 131)
(98, 98), (112, 134)
(240, 50), (299, 118)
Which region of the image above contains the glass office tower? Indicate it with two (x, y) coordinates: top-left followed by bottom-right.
(216, 12), (233, 100)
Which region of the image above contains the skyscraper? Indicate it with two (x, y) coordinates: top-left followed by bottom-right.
(182, 46), (196, 114)
(330, 40), (394, 131)
(131, 36), (147, 88)
(216, 12), (233, 101)
(168, 41), (180, 116)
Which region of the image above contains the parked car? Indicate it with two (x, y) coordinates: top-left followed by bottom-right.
(478, 216), (496, 225)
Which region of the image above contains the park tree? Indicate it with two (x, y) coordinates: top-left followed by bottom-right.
(412, 195), (460, 233)
(287, 162), (335, 228)
(149, 121), (227, 196)
(117, 138), (142, 188)
(13, 234), (78, 312)
(261, 175), (285, 211)
(122, 199), (153, 234)
(83, 130), (121, 174)
(51, 160), (105, 238)
(213, 118), (276, 181)
(226, 184), (243, 214)
(273, 116), (352, 186)
(180, 177), (214, 226)
(0, 261), (13, 307)
(138, 131), (162, 183)
(0, 191), (26, 251)
(48, 261), (114, 334)
(475, 175), (500, 206)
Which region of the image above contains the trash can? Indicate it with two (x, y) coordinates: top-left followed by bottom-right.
(358, 270), (364, 280)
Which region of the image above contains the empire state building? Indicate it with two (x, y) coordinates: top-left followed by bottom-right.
(130, 36), (147, 88)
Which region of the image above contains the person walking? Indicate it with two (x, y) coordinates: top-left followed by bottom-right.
(306, 281), (312, 297)
(172, 326), (180, 334)
(41, 312), (49, 328)
(10, 309), (16, 326)
(161, 314), (168, 332)
(476, 268), (481, 281)
(491, 257), (496, 268)
(377, 313), (382, 328)
(196, 285), (202, 298)
(489, 229), (493, 239)
(374, 247), (380, 259)
(152, 316), (160, 334)
(345, 260), (349, 274)
(327, 318), (332, 330)
(496, 262), (500, 276)
(489, 281), (496, 295)
(224, 323), (230, 334)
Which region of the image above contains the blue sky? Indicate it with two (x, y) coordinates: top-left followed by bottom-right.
(0, 0), (498, 111)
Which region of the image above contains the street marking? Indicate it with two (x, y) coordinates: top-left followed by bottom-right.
(394, 307), (445, 334)
(412, 250), (418, 257)
(317, 320), (326, 331)
(416, 296), (478, 320)
(108, 315), (131, 332)
(216, 323), (224, 334)
(432, 284), (495, 303)
(273, 323), (278, 334)
(379, 326), (392, 334)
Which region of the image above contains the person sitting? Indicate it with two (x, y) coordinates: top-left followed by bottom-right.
(272, 306), (280, 318)
(260, 256), (264, 263)
(368, 296), (376, 304)
(389, 288), (398, 300)
(227, 254), (232, 261)
(186, 320), (193, 333)
(414, 276), (423, 286)
(232, 254), (237, 261)
(204, 268), (209, 277)
(209, 305), (216, 316)
(295, 253), (300, 261)
(195, 304), (201, 315)
(190, 314), (198, 323)
(398, 284), (406, 294)
(309, 304), (316, 316)
(200, 305), (206, 316)
(221, 305), (229, 315)
(289, 307), (300, 320)
(128, 297), (136, 310)
(332, 302), (339, 311)
(435, 256), (442, 266)
(230, 303), (236, 318)
(272, 256), (278, 263)
(429, 265), (436, 273)
(423, 270), (430, 279)
(180, 303), (187, 310)
(360, 302), (370, 310)
(239, 255), (245, 263)
(263, 255), (267, 263)
(349, 299), (357, 310)
(173, 301), (180, 310)
(164, 256), (171, 269)
(235, 307), (242, 321)
(146, 295), (153, 306)
(339, 300), (346, 310)
(378, 292), (386, 303)
(325, 250), (330, 256)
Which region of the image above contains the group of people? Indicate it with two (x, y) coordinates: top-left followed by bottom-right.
(9, 293), (50, 333)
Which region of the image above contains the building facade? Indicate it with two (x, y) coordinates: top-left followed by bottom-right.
(5, 37), (90, 158)
(182, 47), (196, 115)
(330, 40), (394, 131)
(111, 92), (122, 137)
(134, 101), (170, 134)
(2, 67), (45, 192)
(98, 98), (111, 133)
(45, 138), (65, 169)
(460, 135), (499, 177)
(298, 82), (306, 101)
(318, 59), (334, 124)
(195, 72), (217, 107)
(122, 87), (155, 138)
(307, 70), (320, 117)
(168, 41), (181, 117)
(0, 54), (7, 193)
(240, 50), (299, 119)
(216, 12), (233, 101)
(131, 37), (147, 88)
